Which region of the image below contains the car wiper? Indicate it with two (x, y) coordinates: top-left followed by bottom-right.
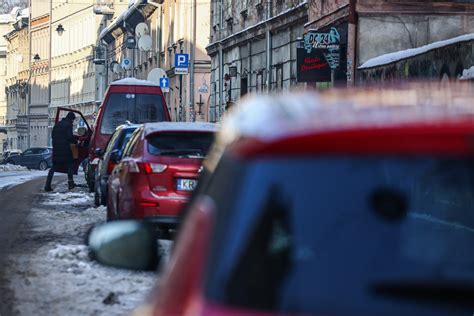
(158, 149), (203, 156)
(372, 279), (474, 306)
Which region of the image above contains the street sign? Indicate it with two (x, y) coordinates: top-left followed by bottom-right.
(198, 83), (209, 94)
(175, 53), (189, 75)
(159, 77), (169, 93)
(121, 58), (132, 70)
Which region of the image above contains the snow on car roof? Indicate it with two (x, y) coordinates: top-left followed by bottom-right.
(110, 77), (160, 87)
(143, 122), (220, 137)
(219, 84), (474, 144)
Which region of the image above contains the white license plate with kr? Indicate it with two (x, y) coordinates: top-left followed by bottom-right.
(177, 179), (198, 191)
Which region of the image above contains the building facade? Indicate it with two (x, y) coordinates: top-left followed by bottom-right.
(4, 8), (29, 151)
(304, 0), (474, 85)
(0, 13), (14, 152)
(29, 10), (50, 147)
(100, 0), (212, 122)
(206, 0), (308, 121)
(50, 0), (116, 125)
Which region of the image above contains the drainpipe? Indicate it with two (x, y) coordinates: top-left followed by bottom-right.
(347, 0), (358, 86)
(189, 0), (197, 122)
(218, 43), (223, 121)
(48, 0), (52, 146)
(27, 0), (32, 149)
(265, 0), (272, 92)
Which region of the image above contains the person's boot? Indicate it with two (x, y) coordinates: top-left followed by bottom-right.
(68, 180), (76, 190)
(44, 185), (53, 192)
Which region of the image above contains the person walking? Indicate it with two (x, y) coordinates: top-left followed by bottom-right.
(44, 112), (78, 191)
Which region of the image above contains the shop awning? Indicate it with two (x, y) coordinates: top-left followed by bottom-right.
(99, 0), (157, 44)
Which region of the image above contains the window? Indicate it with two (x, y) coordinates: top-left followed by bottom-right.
(122, 128), (142, 157)
(204, 156), (474, 314)
(147, 132), (214, 157)
(100, 93), (166, 134)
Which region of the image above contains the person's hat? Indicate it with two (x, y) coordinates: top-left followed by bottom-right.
(66, 112), (76, 120)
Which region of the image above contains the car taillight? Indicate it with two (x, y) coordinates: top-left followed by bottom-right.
(142, 162), (167, 174)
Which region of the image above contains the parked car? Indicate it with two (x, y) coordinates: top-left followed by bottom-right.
(86, 78), (171, 192)
(106, 122), (218, 230)
(90, 88), (474, 316)
(6, 147), (52, 170)
(94, 123), (139, 206)
(0, 149), (22, 164)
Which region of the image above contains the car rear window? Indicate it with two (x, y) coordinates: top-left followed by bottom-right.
(100, 93), (166, 134)
(147, 132), (214, 158)
(204, 155), (474, 315)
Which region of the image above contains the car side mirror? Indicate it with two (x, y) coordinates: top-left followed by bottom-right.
(95, 148), (104, 158)
(88, 220), (159, 270)
(109, 149), (121, 164)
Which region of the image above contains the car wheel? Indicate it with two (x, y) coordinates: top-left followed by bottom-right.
(100, 186), (107, 206)
(38, 161), (48, 171)
(94, 182), (101, 207)
(87, 164), (95, 193)
(6, 160), (14, 165)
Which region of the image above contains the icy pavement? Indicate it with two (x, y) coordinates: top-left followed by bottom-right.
(0, 164), (47, 190)
(2, 175), (172, 316)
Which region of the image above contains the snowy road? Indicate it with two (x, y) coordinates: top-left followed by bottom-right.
(0, 172), (171, 316)
(0, 170), (48, 190)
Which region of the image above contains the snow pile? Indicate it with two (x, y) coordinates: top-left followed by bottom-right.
(42, 192), (93, 206)
(0, 163), (28, 171)
(359, 33), (474, 69)
(460, 66), (474, 80)
(48, 244), (90, 262)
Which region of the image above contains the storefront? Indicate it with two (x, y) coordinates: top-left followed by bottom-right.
(297, 21), (348, 86)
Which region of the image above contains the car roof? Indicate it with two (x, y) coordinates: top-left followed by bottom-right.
(143, 122), (220, 137)
(206, 83), (474, 166)
(110, 77), (160, 87)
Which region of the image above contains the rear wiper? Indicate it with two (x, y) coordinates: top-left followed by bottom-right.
(158, 149), (203, 156)
(372, 279), (474, 306)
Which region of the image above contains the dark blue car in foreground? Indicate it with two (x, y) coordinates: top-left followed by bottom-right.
(6, 147), (53, 170)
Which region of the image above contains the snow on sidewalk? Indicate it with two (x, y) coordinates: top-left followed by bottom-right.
(3, 177), (163, 316)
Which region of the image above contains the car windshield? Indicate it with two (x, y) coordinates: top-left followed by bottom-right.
(204, 156), (474, 315)
(147, 132), (214, 158)
(100, 93), (165, 134)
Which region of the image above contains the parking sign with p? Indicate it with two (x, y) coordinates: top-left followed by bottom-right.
(175, 53), (189, 75)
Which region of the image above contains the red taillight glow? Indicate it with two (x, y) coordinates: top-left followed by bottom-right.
(142, 162), (167, 174)
(140, 202), (158, 207)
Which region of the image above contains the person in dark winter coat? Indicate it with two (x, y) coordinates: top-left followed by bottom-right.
(44, 112), (78, 191)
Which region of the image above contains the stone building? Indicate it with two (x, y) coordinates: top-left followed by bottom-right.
(99, 0), (212, 122)
(29, 3), (50, 148)
(50, 0), (127, 125)
(206, 0), (308, 121)
(4, 8), (29, 151)
(0, 12), (14, 152)
(304, 0), (474, 85)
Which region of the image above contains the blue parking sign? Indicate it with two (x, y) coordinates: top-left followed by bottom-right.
(175, 54), (189, 68)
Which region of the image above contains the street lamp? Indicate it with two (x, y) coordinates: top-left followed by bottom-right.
(56, 24), (65, 36)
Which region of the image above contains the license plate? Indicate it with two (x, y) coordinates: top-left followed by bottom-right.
(176, 179), (198, 191)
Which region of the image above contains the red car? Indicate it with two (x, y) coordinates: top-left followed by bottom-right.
(91, 87), (474, 316)
(86, 78), (171, 192)
(106, 122), (218, 229)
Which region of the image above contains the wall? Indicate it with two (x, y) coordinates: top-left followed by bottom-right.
(358, 15), (474, 65)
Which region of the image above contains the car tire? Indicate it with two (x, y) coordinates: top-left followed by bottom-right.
(6, 160), (14, 165)
(86, 163), (95, 193)
(38, 161), (48, 171)
(94, 182), (101, 207)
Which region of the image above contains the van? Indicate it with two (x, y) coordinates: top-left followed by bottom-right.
(85, 78), (171, 191)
